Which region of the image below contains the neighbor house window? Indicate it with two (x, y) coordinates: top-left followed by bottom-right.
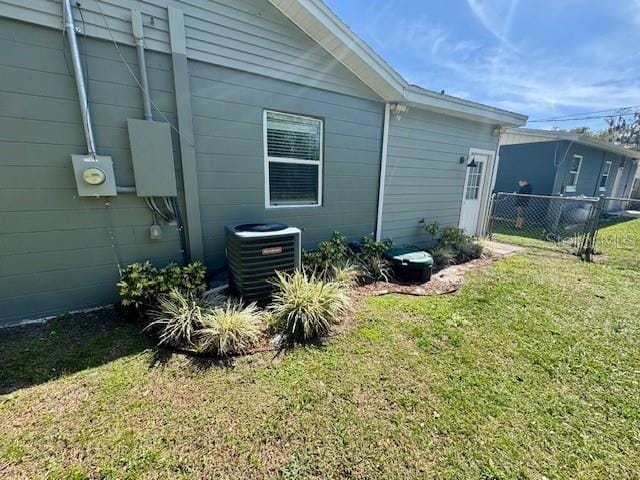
(264, 110), (323, 208)
(566, 155), (582, 192)
(599, 161), (612, 191)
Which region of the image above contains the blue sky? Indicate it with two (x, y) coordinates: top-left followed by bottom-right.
(324, 0), (640, 131)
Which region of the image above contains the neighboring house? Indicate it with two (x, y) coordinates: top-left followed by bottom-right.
(0, 0), (526, 326)
(496, 128), (640, 203)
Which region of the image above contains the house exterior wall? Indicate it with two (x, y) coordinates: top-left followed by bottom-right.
(496, 139), (638, 200)
(381, 107), (499, 246)
(553, 143), (634, 197)
(495, 141), (561, 195)
(0, 18), (183, 325)
(187, 59), (384, 267)
(0, 0), (380, 102)
(0, 13), (383, 326)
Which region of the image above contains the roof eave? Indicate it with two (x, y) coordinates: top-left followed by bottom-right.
(268, 0), (406, 101)
(404, 87), (528, 126)
(269, 0), (528, 126)
(506, 128), (640, 159)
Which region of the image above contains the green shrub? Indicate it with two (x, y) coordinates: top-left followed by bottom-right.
(146, 289), (206, 348)
(269, 270), (350, 342)
(359, 256), (392, 283)
(430, 246), (456, 269)
(117, 261), (207, 310)
(303, 233), (392, 285)
(302, 231), (350, 276)
(354, 237), (392, 284)
(179, 261), (207, 294)
(358, 237), (392, 262)
(117, 261), (159, 309)
(454, 241), (484, 262)
(197, 300), (264, 356)
(439, 227), (470, 247)
(331, 261), (362, 287)
(420, 219), (440, 245)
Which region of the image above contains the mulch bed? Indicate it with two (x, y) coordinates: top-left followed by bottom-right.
(355, 255), (500, 297)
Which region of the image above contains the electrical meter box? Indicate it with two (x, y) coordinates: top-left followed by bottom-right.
(127, 119), (177, 197)
(71, 154), (117, 197)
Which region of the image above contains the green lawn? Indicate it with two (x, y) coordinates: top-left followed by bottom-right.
(1, 221), (639, 479)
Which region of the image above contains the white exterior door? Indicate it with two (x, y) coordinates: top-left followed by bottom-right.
(459, 152), (491, 236)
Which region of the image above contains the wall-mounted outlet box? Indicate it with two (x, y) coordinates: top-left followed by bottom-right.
(71, 155), (117, 197)
(127, 119), (177, 197)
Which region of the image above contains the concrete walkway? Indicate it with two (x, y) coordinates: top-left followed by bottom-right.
(480, 240), (524, 257)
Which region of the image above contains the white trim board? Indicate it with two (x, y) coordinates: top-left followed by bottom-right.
(375, 103), (391, 241)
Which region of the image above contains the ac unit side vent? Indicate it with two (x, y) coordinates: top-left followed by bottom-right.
(225, 224), (301, 302)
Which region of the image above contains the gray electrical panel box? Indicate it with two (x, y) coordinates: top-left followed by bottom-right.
(127, 119), (177, 197)
(71, 154), (117, 197)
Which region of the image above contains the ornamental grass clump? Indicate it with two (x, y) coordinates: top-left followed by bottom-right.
(146, 289), (206, 348)
(269, 270), (350, 342)
(197, 300), (265, 356)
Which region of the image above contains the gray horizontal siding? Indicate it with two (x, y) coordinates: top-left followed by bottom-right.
(0, 0), (381, 101)
(382, 108), (499, 246)
(187, 59), (384, 267)
(0, 20), (183, 325)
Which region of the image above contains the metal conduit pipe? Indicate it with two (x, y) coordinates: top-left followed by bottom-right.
(131, 10), (152, 121)
(63, 0), (97, 156)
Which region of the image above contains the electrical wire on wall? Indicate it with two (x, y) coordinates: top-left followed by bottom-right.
(104, 200), (123, 275)
(66, 0), (191, 265)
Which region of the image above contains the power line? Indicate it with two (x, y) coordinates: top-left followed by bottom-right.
(529, 105), (640, 122)
(528, 111), (639, 123)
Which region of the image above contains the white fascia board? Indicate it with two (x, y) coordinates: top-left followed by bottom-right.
(404, 87), (528, 126)
(268, 0), (406, 101)
(268, 0), (528, 125)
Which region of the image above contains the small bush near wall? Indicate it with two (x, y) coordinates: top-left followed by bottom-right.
(117, 261), (207, 313)
(118, 258), (353, 355)
(420, 224), (484, 270)
(303, 232), (393, 284)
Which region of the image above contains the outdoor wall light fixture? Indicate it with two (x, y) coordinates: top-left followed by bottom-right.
(459, 155), (478, 168)
(390, 103), (409, 120)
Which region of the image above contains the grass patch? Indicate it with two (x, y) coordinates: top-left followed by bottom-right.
(1, 221), (639, 478)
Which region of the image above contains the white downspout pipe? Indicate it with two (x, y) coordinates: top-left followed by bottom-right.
(63, 0), (97, 156)
(131, 10), (152, 121)
(375, 103), (391, 241)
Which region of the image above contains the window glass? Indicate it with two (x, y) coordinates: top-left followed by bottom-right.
(599, 161), (612, 189)
(265, 111), (322, 207)
(464, 161), (484, 200)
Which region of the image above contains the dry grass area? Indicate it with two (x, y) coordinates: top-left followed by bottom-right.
(1, 220), (639, 479)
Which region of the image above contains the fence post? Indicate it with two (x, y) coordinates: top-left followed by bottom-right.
(580, 195), (605, 262)
(486, 193), (497, 240)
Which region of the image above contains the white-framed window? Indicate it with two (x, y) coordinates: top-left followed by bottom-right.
(263, 110), (323, 208)
(599, 160), (612, 191)
(566, 154), (582, 192)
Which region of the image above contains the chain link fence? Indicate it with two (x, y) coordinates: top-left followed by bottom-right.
(487, 193), (604, 260)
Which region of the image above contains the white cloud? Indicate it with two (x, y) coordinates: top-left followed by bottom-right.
(346, 0), (640, 127)
(465, 0), (519, 48)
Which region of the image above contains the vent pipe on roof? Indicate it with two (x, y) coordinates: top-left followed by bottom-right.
(62, 0), (97, 156)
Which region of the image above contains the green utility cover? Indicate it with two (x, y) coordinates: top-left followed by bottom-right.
(387, 248), (433, 266)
